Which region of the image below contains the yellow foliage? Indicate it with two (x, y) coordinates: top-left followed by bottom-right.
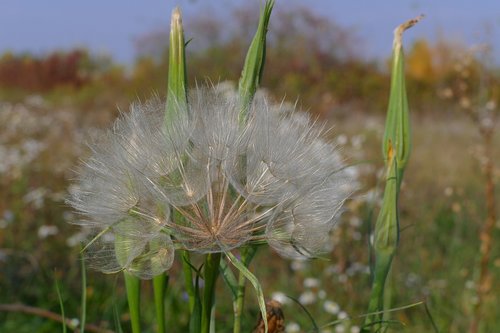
(407, 39), (435, 83)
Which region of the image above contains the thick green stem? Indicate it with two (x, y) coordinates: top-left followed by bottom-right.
(153, 274), (169, 333)
(363, 16), (422, 332)
(201, 253), (221, 333)
(365, 252), (394, 328)
(124, 272), (141, 333)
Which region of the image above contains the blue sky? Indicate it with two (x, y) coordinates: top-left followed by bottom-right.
(1, 0), (499, 64)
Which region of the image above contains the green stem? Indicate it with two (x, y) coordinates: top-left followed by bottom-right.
(182, 250), (196, 312)
(364, 252), (394, 330)
(153, 274), (169, 333)
(233, 246), (258, 333)
(80, 257), (87, 333)
(189, 276), (202, 333)
(233, 271), (246, 333)
(201, 253), (221, 333)
(124, 272), (141, 333)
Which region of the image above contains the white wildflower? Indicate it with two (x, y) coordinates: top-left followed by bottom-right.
(38, 225), (59, 239)
(286, 322), (301, 333)
(323, 300), (340, 315)
(335, 324), (346, 333)
(304, 277), (320, 288)
(271, 291), (290, 305)
(298, 290), (316, 305)
(338, 311), (349, 320)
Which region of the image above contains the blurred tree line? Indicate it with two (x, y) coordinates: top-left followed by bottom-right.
(0, 5), (498, 117)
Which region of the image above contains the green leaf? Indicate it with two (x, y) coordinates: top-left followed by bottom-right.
(165, 7), (188, 128)
(373, 159), (399, 254)
(226, 251), (268, 333)
(233, 246), (259, 333)
(382, 15), (423, 188)
(220, 258), (238, 300)
(80, 256), (87, 333)
(238, 0), (274, 121)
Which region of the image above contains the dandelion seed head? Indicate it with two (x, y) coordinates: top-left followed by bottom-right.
(68, 86), (354, 278)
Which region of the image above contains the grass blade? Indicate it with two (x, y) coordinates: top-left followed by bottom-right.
(54, 275), (67, 333)
(80, 256), (87, 333)
(233, 246), (258, 333)
(226, 251), (268, 333)
(220, 257), (238, 300)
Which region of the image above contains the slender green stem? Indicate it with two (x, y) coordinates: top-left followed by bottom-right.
(233, 246), (258, 333)
(182, 250), (196, 312)
(80, 257), (87, 333)
(54, 276), (67, 333)
(226, 252), (268, 333)
(201, 253), (221, 333)
(189, 275), (202, 333)
(124, 272), (141, 333)
(233, 271), (247, 333)
(153, 274), (169, 333)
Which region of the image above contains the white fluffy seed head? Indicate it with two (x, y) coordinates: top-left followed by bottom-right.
(67, 86), (355, 278)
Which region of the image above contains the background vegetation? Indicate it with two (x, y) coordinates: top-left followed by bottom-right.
(0, 5), (499, 333)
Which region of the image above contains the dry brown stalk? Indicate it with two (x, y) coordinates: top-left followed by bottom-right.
(469, 130), (497, 333)
(0, 303), (114, 333)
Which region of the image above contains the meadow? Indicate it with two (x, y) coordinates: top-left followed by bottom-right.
(0, 3), (499, 333)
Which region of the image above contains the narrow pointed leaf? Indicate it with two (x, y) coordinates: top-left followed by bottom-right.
(165, 7), (188, 127)
(226, 251), (268, 333)
(80, 256), (87, 333)
(220, 258), (238, 300)
(382, 15), (423, 187)
(55, 277), (67, 333)
(238, 0), (274, 120)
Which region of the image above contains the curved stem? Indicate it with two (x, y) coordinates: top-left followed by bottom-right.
(233, 246), (258, 333)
